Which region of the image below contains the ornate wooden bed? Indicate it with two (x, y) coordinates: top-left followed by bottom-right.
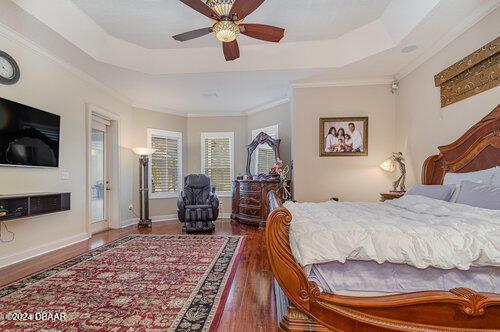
(266, 105), (500, 331)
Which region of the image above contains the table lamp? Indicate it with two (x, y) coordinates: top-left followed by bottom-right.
(380, 152), (406, 192)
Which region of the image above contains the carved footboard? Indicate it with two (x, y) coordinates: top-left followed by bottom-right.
(265, 191), (500, 331)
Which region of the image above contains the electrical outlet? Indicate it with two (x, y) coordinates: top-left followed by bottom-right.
(128, 204), (133, 211)
(60, 170), (70, 180)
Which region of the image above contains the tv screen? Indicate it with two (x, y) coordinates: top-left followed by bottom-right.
(0, 97), (60, 167)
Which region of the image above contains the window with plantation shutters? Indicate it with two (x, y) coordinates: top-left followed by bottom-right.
(251, 124), (279, 175)
(201, 132), (234, 196)
(147, 129), (182, 198)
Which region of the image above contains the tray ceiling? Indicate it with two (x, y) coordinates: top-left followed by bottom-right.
(3, 0), (498, 115)
(71, 0), (392, 49)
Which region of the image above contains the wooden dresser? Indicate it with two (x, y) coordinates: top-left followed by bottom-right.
(231, 179), (280, 226)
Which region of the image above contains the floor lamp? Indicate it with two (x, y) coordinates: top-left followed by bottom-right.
(132, 148), (156, 228)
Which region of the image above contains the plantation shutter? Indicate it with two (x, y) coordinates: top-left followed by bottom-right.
(251, 125), (279, 175)
(148, 129), (182, 197)
(203, 136), (232, 192)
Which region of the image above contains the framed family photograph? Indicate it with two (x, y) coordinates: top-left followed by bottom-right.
(319, 117), (368, 157)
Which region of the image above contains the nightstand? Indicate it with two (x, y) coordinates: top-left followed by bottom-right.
(380, 192), (405, 202)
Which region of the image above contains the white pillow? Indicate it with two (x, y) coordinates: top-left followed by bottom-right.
(443, 167), (495, 202)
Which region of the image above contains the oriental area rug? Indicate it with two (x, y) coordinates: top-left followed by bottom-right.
(0, 234), (245, 331)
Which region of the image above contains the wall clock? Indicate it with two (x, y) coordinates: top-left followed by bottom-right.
(0, 51), (20, 85)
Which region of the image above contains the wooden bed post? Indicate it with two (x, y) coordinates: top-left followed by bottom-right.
(265, 192), (318, 315)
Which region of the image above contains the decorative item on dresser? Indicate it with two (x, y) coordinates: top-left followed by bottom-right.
(379, 192), (404, 202)
(232, 132), (282, 226)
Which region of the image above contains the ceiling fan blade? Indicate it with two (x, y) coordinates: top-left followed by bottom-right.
(173, 27), (212, 41)
(230, 0), (265, 20)
(223, 40), (240, 61)
(179, 0), (219, 19)
(240, 24), (284, 42)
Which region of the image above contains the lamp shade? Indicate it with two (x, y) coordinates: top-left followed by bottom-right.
(132, 147), (156, 156)
(380, 158), (396, 172)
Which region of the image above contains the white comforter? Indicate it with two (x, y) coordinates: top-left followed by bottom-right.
(286, 195), (500, 270)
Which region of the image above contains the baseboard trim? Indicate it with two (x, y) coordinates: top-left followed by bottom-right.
(122, 213), (232, 228)
(121, 214), (178, 228)
(0, 232), (90, 269)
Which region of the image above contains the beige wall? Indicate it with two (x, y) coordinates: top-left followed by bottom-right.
(0, 31), (135, 265)
(127, 106), (292, 216)
(186, 116), (247, 214)
(128, 108), (292, 217)
(396, 8), (500, 187)
(130, 108), (187, 217)
(5, 6), (496, 267)
(292, 86), (396, 202)
(247, 102), (292, 170)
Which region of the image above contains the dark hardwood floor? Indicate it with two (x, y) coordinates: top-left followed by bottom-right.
(0, 219), (279, 331)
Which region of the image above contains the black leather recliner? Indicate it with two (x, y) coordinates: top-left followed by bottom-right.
(177, 174), (219, 233)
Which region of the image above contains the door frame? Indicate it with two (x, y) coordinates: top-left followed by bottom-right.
(85, 104), (121, 235)
(90, 118), (109, 234)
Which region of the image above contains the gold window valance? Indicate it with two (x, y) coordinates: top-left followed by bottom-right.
(434, 36), (499, 107)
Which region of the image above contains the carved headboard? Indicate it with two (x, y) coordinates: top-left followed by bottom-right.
(422, 105), (500, 185)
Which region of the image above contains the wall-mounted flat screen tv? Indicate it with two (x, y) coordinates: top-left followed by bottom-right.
(0, 97), (60, 167)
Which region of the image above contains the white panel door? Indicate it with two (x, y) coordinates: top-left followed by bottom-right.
(90, 119), (109, 234)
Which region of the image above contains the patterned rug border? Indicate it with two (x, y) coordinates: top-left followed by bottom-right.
(0, 234), (244, 300)
(208, 236), (246, 332)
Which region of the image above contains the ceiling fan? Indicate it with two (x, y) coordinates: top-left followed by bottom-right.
(173, 0), (285, 61)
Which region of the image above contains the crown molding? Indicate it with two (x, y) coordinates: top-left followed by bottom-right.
(0, 21), (132, 105)
(132, 103), (188, 117)
(134, 99), (292, 118)
(245, 98), (290, 116)
(187, 112), (247, 118)
(133, 103), (249, 118)
(395, 0), (499, 80)
(291, 77), (394, 89)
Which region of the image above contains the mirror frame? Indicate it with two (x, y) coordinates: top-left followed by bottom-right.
(246, 132), (281, 177)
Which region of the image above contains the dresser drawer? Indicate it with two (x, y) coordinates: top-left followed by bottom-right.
(240, 182), (261, 192)
(240, 205), (261, 217)
(239, 195), (261, 207)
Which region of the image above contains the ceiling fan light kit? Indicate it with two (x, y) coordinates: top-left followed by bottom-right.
(206, 0), (235, 17)
(213, 20), (239, 42)
(174, 0), (285, 61)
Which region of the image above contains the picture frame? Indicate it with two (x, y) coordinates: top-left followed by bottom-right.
(319, 117), (368, 157)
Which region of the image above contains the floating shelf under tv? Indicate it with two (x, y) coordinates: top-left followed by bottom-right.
(0, 192), (70, 221)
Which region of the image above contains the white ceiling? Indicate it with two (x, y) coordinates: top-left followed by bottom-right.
(2, 0), (499, 115)
(71, 0), (392, 49)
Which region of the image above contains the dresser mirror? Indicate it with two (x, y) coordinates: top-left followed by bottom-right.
(246, 132), (281, 177)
